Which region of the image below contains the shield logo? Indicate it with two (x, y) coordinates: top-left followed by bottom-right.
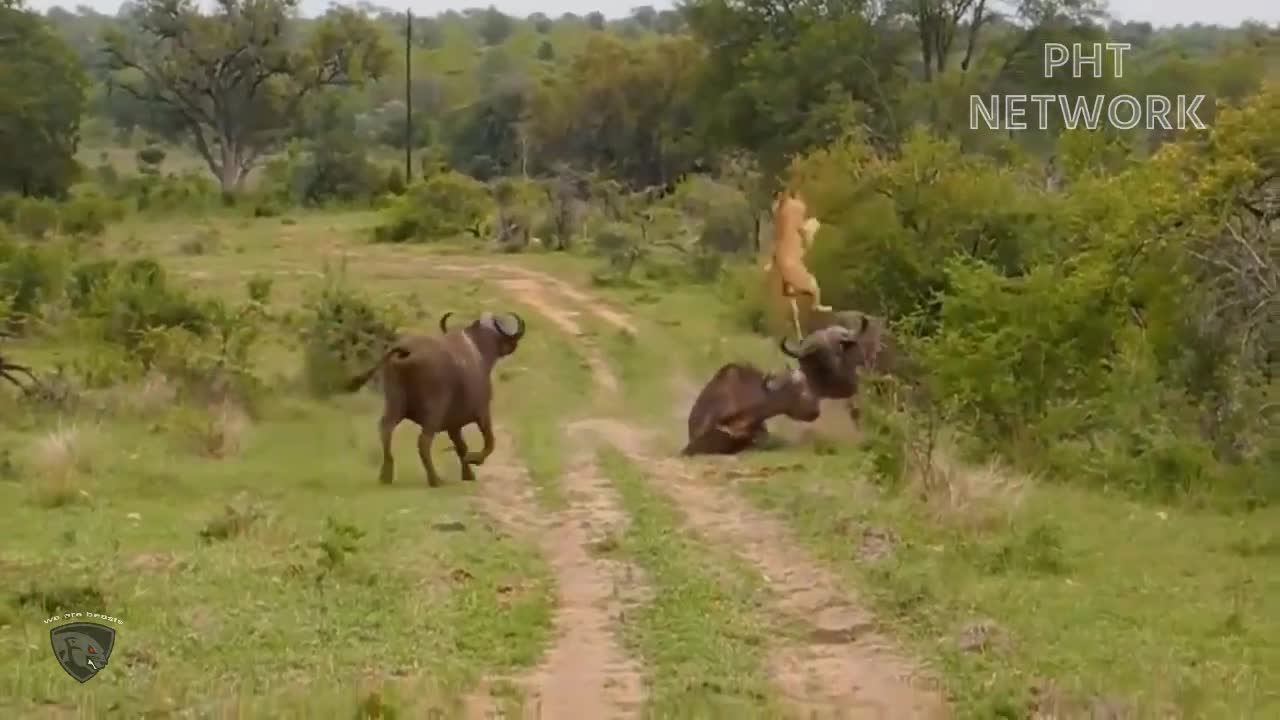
(50, 621), (116, 683)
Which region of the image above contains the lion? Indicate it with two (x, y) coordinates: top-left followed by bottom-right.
(764, 190), (831, 340)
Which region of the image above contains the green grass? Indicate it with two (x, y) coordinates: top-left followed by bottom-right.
(0, 217), (560, 715)
(595, 446), (788, 718)
(0, 394), (555, 716)
(729, 440), (1280, 718)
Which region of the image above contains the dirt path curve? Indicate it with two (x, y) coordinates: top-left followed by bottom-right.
(452, 257), (948, 719)
(466, 432), (646, 720)
(433, 262), (624, 395)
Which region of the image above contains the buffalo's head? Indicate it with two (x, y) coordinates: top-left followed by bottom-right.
(441, 310), (527, 358)
(778, 315), (871, 400)
(762, 367), (821, 422)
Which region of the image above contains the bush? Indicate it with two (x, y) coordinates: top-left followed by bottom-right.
(120, 172), (221, 214)
(699, 199), (754, 254)
(298, 269), (403, 396)
(70, 257), (215, 350)
(373, 171), (492, 243)
(60, 189), (125, 237)
(136, 145), (166, 174)
(0, 237), (69, 330)
(594, 222), (644, 277)
(13, 197), (59, 239)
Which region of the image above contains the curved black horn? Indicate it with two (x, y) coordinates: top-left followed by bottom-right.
(780, 335), (802, 358)
(438, 311), (455, 334)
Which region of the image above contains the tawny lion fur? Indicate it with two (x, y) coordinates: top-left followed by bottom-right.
(764, 190), (831, 338)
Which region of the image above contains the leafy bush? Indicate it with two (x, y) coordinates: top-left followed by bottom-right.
(136, 145), (166, 174)
(13, 197), (59, 239)
(699, 199), (754, 254)
(119, 172), (221, 214)
(298, 269), (403, 396)
(373, 171), (492, 243)
(0, 238), (69, 330)
(60, 189), (126, 237)
(69, 257), (214, 350)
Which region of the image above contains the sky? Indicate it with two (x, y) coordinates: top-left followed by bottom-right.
(23, 0), (1280, 27)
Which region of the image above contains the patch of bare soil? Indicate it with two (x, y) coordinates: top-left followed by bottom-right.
(435, 263), (639, 337)
(412, 261), (623, 396)
(467, 431), (646, 720)
(576, 417), (948, 720)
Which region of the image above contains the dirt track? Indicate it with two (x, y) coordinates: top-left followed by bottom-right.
(442, 259), (948, 719)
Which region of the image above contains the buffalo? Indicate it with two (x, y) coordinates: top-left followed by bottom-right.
(344, 311), (526, 486)
(781, 311), (914, 420)
(681, 362), (821, 456)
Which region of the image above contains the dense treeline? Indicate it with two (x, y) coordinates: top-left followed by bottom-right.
(1, 0), (1277, 502)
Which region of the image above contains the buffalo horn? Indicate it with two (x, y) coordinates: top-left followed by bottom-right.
(779, 335), (802, 358)
(497, 311), (526, 340)
(438, 311), (455, 333)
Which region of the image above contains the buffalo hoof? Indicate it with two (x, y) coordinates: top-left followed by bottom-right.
(425, 473), (443, 488)
(464, 451), (488, 466)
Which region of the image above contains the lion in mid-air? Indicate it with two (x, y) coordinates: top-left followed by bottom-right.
(764, 189), (831, 340)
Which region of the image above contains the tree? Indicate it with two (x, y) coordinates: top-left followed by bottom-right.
(476, 6), (512, 46)
(900, 0), (992, 80)
(0, 3), (88, 196)
(536, 40), (555, 61)
(102, 0), (391, 196)
(586, 11), (605, 31)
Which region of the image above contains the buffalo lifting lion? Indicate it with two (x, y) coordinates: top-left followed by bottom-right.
(764, 189), (831, 340)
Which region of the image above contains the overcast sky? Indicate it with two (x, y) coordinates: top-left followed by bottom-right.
(24, 0), (1280, 27)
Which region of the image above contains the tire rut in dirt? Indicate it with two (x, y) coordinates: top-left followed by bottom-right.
(466, 430), (646, 719)
(575, 418), (948, 720)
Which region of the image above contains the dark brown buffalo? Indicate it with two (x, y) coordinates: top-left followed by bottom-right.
(344, 311), (526, 486)
(681, 362), (821, 456)
(781, 311), (915, 420)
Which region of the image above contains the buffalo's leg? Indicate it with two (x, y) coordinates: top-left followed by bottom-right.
(751, 421), (773, 448)
(464, 408), (496, 465)
(378, 414), (399, 485)
(417, 430), (443, 487)
(447, 427), (475, 482)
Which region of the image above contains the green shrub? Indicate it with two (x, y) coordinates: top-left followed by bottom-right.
(298, 270), (403, 396)
(0, 193), (19, 224)
(121, 172), (220, 214)
(373, 171), (492, 243)
(0, 239), (69, 329)
(699, 199), (754, 254)
(70, 257), (215, 350)
(385, 166), (406, 196)
(60, 189), (125, 237)
(13, 197), (59, 239)
(136, 145), (167, 174)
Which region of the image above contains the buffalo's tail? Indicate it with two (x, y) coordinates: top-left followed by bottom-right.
(343, 347), (402, 393)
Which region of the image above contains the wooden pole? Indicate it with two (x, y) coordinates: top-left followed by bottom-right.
(405, 9), (413, 183)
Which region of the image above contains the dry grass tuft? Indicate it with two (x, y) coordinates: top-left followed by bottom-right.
(912, 434), (1026, 530)
(195, 400), (251, 458)
(28, 424), (95, 508)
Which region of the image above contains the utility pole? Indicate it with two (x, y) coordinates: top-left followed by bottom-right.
(405, 8), (413, 183)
